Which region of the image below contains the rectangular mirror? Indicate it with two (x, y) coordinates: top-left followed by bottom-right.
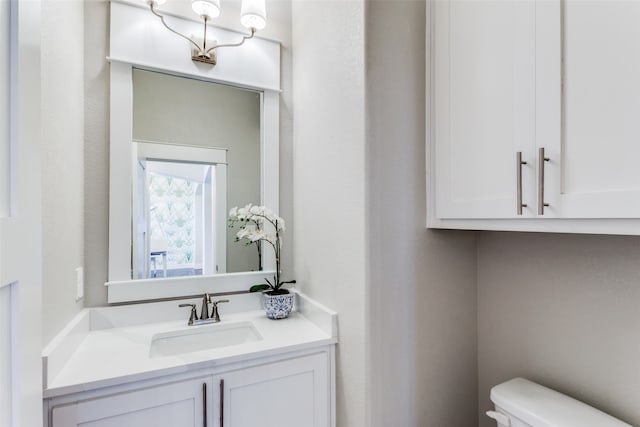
(131, 69), (263, 279)
(107, 62), (280, 295)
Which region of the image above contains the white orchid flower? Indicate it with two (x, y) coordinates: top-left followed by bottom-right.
(236, 224), (256, 239)
(237, 206), (249, 218)
(236, 228), (249, 240)
(248, 230), (265, 242)
(262, 207), (274, 218)
(249, 205), (264, 215)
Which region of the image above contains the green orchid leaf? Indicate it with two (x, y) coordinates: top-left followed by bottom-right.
(249, 284), (271, 293)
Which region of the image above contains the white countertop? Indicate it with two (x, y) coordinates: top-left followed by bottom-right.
(43, 292), (337, 399)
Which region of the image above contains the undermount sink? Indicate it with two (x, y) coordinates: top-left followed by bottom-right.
(149, 322), (262, 358)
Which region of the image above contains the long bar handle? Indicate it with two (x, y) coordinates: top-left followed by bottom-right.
(538, 147), (550, 215)
(516, 152), (528, 215)
(203, 382), (207, 427)
(219, 379), (225, 426)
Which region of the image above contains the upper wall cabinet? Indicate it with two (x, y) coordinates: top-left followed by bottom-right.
(428, 0), (640, 235)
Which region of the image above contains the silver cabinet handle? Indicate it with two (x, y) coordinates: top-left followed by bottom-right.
(538, 147), (550, 215)
(516, 152), (528, 215)
(203, 382), (207, 427)
(219, 379), (224, 426)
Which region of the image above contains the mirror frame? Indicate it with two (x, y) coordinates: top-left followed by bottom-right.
(106, 1), (281, 303)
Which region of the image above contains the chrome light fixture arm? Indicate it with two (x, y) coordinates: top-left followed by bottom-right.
(150, 3), (202, 53)
(205, 28), (256, 53)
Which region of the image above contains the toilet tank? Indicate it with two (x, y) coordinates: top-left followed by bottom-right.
(488, 378), (632, 427)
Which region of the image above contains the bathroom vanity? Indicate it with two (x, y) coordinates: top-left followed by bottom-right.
(42, 292), (337, 427)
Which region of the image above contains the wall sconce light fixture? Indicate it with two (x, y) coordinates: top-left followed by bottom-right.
(144, 0), (267, 65)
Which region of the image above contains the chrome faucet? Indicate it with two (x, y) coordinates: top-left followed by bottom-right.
(200, 293), (211, 320)
(179, 294), (229, 326)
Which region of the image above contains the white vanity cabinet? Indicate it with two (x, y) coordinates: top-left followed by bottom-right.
(429, 0), (640, 233)
(45, 349), (334, 427)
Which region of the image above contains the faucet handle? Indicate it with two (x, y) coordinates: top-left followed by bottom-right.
(210, 299), (229, 322)
(178, 303), (198, 325)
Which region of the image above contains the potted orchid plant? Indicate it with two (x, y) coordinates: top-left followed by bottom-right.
(228, 204), (296, 319)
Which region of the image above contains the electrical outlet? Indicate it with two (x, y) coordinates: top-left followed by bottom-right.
(75, 267), (84, 301)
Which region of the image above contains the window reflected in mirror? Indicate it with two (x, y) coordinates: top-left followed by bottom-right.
(136, 160), (220, 279)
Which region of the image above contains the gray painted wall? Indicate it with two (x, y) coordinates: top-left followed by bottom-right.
(292, 1), (479, 425)
(478, 232), (640, 427)
(42, 0), (85, 344)
(84, 0), (110, 307)
(366, 2), (478, 426)
(292, 1), (368, 425)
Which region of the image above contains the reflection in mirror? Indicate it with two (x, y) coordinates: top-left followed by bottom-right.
(132, 69), (262, 279)
(144, 161), (210, 278)
(133, 142), (227, 279)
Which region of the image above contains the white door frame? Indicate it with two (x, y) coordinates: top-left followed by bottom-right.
(0, 0), (43, 426)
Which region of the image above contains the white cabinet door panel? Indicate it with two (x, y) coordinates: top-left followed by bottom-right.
(434, 0), (536, 218)
(51, 377), (212, 427)
(539, 0), (640, 218)
(53, 400), (195, 427)
(215, 353), (329, 427)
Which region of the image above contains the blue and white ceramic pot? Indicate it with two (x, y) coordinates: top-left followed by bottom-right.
(263, 292), (294, 319)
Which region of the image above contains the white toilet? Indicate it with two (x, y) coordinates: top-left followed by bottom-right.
(487, 378), (632, 427)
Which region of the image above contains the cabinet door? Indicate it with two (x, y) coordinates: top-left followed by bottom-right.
(213, 352), (329, 427)
(433, 0), (536, 218)
(51, 377), (213, 427)
(537, 0), (640, 218)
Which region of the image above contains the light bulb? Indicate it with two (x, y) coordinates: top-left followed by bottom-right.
(192, 0), (220, 19)
(240, 0), (266, 30)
